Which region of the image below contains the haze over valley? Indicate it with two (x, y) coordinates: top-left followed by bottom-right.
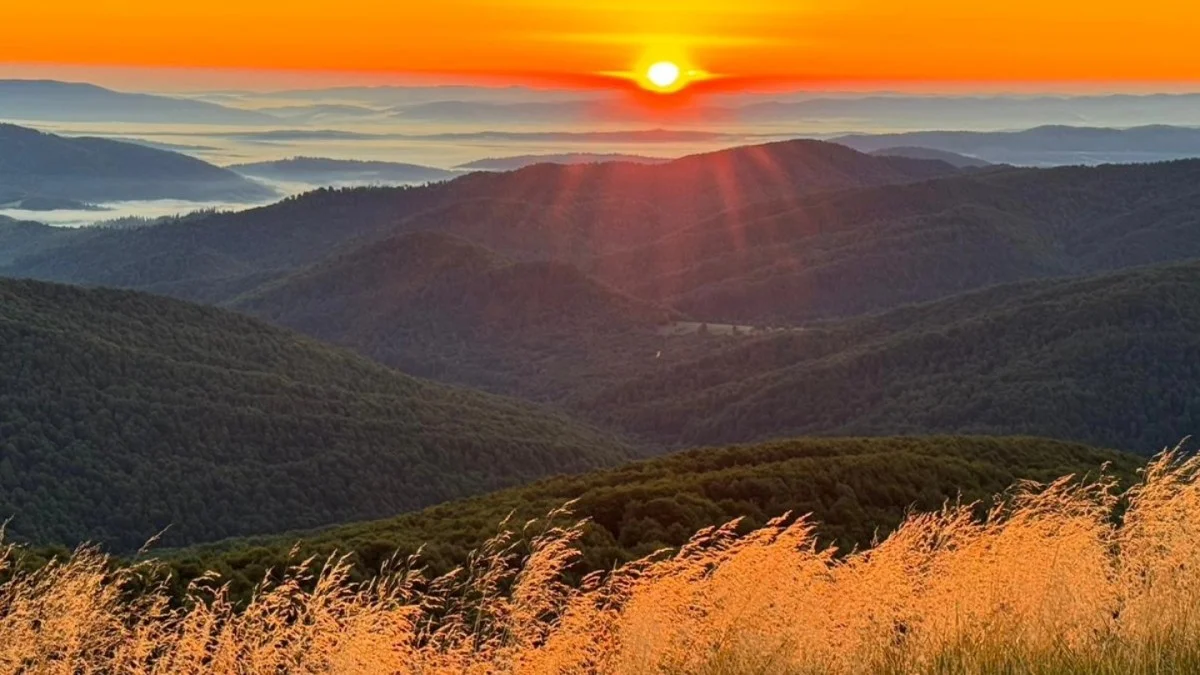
(10, 78), (1200, 226)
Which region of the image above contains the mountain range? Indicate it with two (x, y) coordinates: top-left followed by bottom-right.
(0, 80), (277, 125)
(836, 125), (1200, 166)
(0, 138), (956, 295)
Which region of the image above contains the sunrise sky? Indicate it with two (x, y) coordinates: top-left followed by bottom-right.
(4, 0), (1200, 91)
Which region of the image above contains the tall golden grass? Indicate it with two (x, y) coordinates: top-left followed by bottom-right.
(4, 451), (1200, 674)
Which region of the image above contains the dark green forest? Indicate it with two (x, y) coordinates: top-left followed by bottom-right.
(0, 278), (630, 550)
(162, 436), (1140, 603)
(2, 138), (1199, 570)
(230, 231), (685, 399)
(585, 261), (1200, 453)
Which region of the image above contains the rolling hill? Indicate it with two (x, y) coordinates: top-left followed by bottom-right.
(583, 260), (1200, 453)
(0, 278), (631, 550)
(585, 159), (1200, 323)
(0, 215), (65, 266)
(229, 232), (681, 399)
(167, 435), (1140, 602)
(0, 123), (276, 203)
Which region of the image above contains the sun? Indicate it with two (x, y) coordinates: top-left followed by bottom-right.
(646, 61), (682, 90)
(607, 51), (707, 94)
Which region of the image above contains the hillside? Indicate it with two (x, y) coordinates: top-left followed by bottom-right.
(0, 79), (275, 125)
(0, 123), (276, 203)
(583, 261), (1200, 453)
(0, 215), (65, 266)
(0, 278), (631, 550)
(0, 139), (960, 294)
(227, 156), (459, 185)
(169, 436), (1139, 601)
(587, 159), (1200, 323)
(230, 232), (680, 398)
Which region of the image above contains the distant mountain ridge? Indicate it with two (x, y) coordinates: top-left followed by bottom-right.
(837, 125), (1200, 166)
(0, 123), (276, 203)
(0, 80), (277, 125)
(456, 153), (670, 171)
(0, 138), (958, 295)
(228, 157), (459, 185)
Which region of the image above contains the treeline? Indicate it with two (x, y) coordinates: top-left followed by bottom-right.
(165, 436), (1140, 603)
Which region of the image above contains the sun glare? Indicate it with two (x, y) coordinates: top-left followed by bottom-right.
(646, 61), (681, 90)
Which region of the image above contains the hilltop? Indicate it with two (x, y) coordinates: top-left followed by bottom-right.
(230, 232), (680, 398)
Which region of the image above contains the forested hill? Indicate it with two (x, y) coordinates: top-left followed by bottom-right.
(0, 216), (64, 266)
(169, 436), (1140, 601)
(0, 139), (959, 295)
(0, 278), (631, 550)
(868, 146), (993, 168)
(584, 260), (1200, 453)
(13, 151), (1200, 332)
(587, 159), (1200, 323)
(230, 232), (680, 398)
(0, 123), (275, 203)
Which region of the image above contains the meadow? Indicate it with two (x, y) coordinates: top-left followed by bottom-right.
(3, 450), (1200, 674)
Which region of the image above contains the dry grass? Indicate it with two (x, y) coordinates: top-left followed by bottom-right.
(5, 451), (1200, 674)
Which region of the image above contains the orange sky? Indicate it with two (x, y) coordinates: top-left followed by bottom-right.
(4, 0), (1200, 90)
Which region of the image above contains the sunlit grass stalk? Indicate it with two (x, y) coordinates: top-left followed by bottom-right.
(3, 449), (1200, 673)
